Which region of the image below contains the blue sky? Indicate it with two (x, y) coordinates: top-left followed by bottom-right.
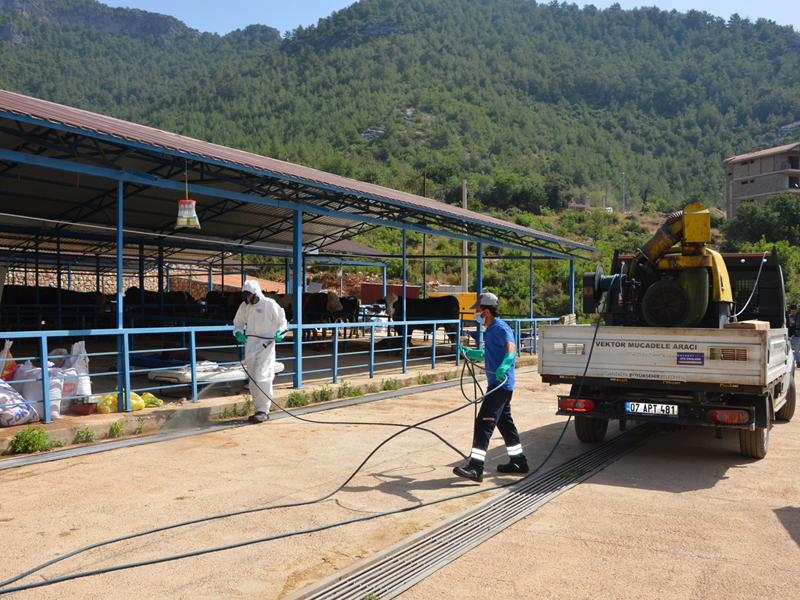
(102, 0), (798, 36)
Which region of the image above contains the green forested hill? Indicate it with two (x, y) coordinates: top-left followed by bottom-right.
(2, 0), (799, 212)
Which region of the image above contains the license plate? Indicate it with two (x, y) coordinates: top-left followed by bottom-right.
(625, 402), (678, 417)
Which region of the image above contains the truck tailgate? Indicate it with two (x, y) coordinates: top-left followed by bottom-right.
(538, 325), (788, 387)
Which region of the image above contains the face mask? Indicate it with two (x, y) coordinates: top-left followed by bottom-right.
(475, 311), (486, 326)
(244, 294), (259, 305)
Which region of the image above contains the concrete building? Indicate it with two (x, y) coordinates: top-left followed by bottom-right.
(724, 142), (800, 218)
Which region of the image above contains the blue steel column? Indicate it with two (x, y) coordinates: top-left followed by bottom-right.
(402, 229), (407, 374)
(569, 257), (575, 315)
(116, 181), (131, 412)
(529, 254), (534, 318)
(293, 211), (303, 388)
(422, 234), (427, 299)
(381, 265), (386, 300)
(477, 243), (483, 350)
(285, 258), (291, 294)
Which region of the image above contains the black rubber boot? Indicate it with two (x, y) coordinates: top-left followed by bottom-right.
(453, 465), (484, 482)
(497, 459), (529, 474)
(249, 411), (269, 424)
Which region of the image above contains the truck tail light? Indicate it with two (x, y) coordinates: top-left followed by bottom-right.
(559, 398), (595, 412)
(706, 409), (750, 424)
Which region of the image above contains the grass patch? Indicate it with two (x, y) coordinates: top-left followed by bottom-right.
(381, 378), (401, 391)
(312, 384), (334, 403)
(11, 426), (62, 454)
(367, 384), (380, 393)
(219, 397), (256, 419)
(338, 381), (364, 398)
(74, 426), (97, 444)
(134, 418), (145, 435)
(417, 372), (434, 385)
(109, 420), (124, 439)
(443, 372), (453, 381)
(286, 390), (310, 408)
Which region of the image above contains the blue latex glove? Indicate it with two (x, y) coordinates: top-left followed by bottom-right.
(495, 352), (516, 380)
(275, 330), (284, 343)
(235, 331), (247, 344)
(458, 345), (484, 362)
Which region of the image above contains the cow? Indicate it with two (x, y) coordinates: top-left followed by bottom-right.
(300, 291), (343, 344)
(332, 295), (360, 339)
(125, 286), (200, 325)
(382, 293), (460, 345)
(0, 285), (111, 328)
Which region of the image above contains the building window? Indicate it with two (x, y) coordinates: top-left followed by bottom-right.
(790, 176), (800, 189)
(790, 156), (799, 170)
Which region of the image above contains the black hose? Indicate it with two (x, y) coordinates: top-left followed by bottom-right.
(0, 323), (604, 594)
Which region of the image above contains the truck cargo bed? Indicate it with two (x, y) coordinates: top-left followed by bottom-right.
(538, 324), (789, 389)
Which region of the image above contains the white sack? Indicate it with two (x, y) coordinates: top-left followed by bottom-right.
(0, 381), (38, 427)
(69, 341), (91, 398)
(22, 364), (65, 420)
(11, 360), (33, 394)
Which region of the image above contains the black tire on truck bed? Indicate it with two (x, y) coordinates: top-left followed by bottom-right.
(776, 374), (796, 422)
(739, 424), (769, 459)
(574, 414), (609, 443)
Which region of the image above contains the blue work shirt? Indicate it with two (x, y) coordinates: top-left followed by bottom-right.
(484, 317), (515, 391)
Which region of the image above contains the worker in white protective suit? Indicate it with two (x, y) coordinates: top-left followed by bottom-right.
(233, 281), (287, 423)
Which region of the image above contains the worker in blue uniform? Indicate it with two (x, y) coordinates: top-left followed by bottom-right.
(454, 292), (528, 483)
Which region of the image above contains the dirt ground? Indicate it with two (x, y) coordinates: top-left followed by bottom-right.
(1, 371), (798, 600)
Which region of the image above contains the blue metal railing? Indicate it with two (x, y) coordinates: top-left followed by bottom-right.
(0, 317), (466, 424)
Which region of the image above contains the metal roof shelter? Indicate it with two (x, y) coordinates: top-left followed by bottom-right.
(0, 89), (594, 387)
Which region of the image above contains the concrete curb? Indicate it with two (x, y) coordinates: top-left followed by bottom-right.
(1, 356), (538, 457)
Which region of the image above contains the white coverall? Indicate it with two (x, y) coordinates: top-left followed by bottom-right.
(233, 281), (287, 414)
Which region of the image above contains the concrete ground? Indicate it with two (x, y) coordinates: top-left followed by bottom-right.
(1, 371), (798, 599)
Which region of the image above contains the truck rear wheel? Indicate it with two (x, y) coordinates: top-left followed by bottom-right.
(574, 415), (609, 443)
(739, 424), (769, 459)
(776, 375), (796, 422)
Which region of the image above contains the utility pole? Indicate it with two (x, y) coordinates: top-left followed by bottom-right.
(462, 179), (469, 293)
(622, 172), (626, 213)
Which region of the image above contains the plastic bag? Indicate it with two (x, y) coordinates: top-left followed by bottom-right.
(97, 394), (119, 414)
(97, 391), (145, 412)
(0, 381), (38, 427)
(69, 341), (92, 398)
(130, 392), (145, 411)
(11, 360), (33, 394)
(141, 392), (163, 408)
(0, 340), (15, 381)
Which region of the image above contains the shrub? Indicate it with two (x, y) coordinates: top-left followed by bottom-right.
(381, 378), (401, 391)
(109, 421), (124, 438)
(338, 381), (364, 398)
(74, 426), (97, 444)
(312, 384), (334, 403)
(417, 372), (434, 385)
(134, 418), (145, 435)
(286, 390), (310, 408)
(11, 426), (58, 454)
(368, 384), (380, 393)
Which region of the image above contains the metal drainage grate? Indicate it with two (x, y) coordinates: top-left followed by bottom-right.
(285, 427), (653, 600)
